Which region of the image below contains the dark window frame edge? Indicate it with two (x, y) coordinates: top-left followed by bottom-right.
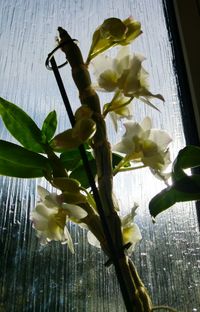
(162, 0), (200, 226)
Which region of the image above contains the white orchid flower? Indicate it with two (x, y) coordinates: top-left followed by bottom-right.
(31, 186), (87, 253)
(87, 205), (141, 254)
(113, 117), (172, 179)
(121, 206), (142, 254)
(92, 47), (164, 111)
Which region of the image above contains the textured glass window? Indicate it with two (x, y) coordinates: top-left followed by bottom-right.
(0, 1), (199, 311)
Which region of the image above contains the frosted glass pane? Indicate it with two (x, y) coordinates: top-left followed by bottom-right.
(0, 1), (199, 311)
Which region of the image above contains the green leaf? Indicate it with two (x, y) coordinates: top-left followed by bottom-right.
(149, 175), (200, 218)
(0, 97), (44, 153)
(0, 140), (51, 178)
(60, 147), (93, 171)
(173, 145), (200, 181)
(69, 151), (124, 188)
(149, 145), (200, 218)
(150, 176), (200, 218)
(41, 110), (57, 142)
(112, 152), (125, 167)
(70, 158), (97, 189)
(60, 149), (82, 170)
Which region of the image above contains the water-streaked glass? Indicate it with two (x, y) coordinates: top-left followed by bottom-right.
(0, 1), (199, 311)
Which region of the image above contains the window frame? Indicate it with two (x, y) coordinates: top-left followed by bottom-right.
(163, 0), (200, 226)
(163, 0), (200, 145)
(173, 0), (200, 140)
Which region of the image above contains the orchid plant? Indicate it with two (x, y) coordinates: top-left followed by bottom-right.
(0, 17), (200, 312)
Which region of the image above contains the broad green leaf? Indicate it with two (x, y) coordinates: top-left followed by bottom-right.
(173, 145), (200, 181)
(69, 151), (124, 188)
(41, 110), (57, 142)
(0, 140), (51, 178)
(149, 175), (200, 218)
(60, 149), (82, 171)
(70, 158), (97, 189)
(60, 147), (93, 171)
(149, 145), (200, 218)
(0, 97), (44, 153)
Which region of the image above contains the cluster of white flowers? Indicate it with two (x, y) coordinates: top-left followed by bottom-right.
(31, 23), (172, 256)
(113, 117), (172, 179)
(87, 205), (142, 254)
(92, 47), (164, 123)
(31, 186), (87, 253)
(31, 186), (142, 255)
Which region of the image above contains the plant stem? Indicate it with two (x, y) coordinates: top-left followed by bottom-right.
(103, 93), (133, 118)
(55, 27), (153, 311)
(113, 155), (130, 175)
(114, 164), (147, 175)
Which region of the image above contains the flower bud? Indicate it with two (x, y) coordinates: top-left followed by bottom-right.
(52, 177), (80, 192)
(73, 118), (96, 142)
(75, 106), (93, 120)
(100, 18), (127, 40)
(50, 129), (82, 152)
(59, 191), (87, 204)
(86, 17), (142, 64)
(121, 17), (142, 45)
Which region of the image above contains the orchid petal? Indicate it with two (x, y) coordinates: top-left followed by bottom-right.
(62, 203), (87, 219)
(63, 226), (75, 253)
(141, 117), (152, 131)
(91, 47), (164, 116)
(123, 223), (142, 246)
(37, 185), (50, 201)
(35, 203), (56, 217)
(87, 231), (101, 248)
(149, 129), (172, 149)
(112, 118), (172, 179)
